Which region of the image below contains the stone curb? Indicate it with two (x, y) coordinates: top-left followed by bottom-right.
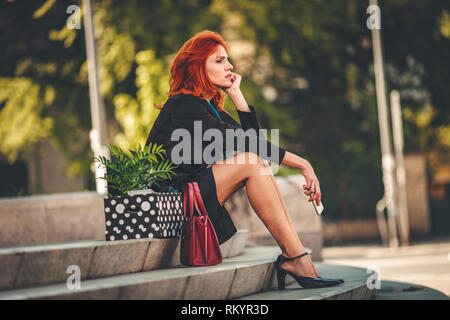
(0, 246), (372, 300)
(0, 229), (248, 291)
(0, 246), (284, 300)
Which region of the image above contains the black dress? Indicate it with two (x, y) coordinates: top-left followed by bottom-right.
(145, 93), (286, 245)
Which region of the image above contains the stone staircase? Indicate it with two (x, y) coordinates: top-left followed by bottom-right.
(0, 178), (376, 300)
(0, 229), (248, 292)
(0, 243), (373, 300)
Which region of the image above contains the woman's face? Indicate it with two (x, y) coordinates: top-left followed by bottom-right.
(205, 45), (234, 90)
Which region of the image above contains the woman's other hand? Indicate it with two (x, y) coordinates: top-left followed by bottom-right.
(280, 152), (322, 206)
(300, 162), (322, 206)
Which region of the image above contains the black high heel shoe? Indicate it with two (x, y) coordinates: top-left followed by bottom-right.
(275, 252), (344, 290)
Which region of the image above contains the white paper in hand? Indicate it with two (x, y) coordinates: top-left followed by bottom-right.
(312, 200), (324, 216)
(289, 175), (324, 216)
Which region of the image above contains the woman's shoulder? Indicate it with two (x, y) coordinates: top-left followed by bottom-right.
(169, 93), (207, 111)
(169, 93), (205, 103)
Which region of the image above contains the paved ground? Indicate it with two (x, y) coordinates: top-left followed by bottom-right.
(322, 235), (450, 299)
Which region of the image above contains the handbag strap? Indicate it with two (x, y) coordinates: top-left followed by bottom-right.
(183, 181), (209, 219)
(183, 182), (195, 219)
(188, 182), (204, 218)
(191, 182), (209, 262)
(192, 182), (208, 218)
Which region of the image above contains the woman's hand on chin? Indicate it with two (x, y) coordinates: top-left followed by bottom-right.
(223, 72), (242, 97)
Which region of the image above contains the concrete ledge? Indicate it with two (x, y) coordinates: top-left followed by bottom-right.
(0, 191), (105, 247)
(0, 246), (370, 300)
(0, 246), (291, 300)
(323, 219), (381, 244)
(0, 230), (248, 291)
(235, 262), (375, 300)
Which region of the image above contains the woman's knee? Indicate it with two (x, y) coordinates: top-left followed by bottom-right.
(212, 152), (271, 195)
(231, 152), (271, 173)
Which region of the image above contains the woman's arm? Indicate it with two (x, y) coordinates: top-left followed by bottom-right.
(227, 88), (250, 112)
(224, 89), (261, 131)
(280, 151), (309, 170)
(170, 96), (286, 165)
(224, 74), (321, 205)
(219, 107), (259, 131)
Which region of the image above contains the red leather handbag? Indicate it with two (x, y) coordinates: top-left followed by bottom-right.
(180, 182), (223, 266)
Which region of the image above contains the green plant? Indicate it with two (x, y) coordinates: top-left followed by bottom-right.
(93, 143), (178, 197)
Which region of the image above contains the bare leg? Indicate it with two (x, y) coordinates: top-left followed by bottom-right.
(264, 161), (319, 277)
(212, 152), (319, 278)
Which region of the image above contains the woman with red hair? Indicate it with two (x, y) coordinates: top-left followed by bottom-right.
(146, 30), (343, 289)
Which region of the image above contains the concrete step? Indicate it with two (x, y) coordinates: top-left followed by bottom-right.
(0, 246), (283, 300)
(371, 280), (448, 300)
(0, 246), (373, 300)
(235, 262), (375, 300)
(0, 229), (248, 291)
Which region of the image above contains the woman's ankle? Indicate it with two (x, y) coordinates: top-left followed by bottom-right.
(281, 249), (308, 260)
(280, 259), (319, 278)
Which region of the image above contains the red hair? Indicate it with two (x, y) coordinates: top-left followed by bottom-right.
(154, 30), (230, 111)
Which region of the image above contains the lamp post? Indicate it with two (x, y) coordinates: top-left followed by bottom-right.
(369, 0), (399, 247)
(391, 90), (410, 245)
(83, 0), (110, 194)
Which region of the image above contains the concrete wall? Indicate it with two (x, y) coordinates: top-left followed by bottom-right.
(404, 153), (430, 236)
(322, 219), (381, 244)
(0, 192), (105, 247)
(26, 141), (87, 195)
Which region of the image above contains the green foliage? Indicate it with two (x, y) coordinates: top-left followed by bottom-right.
(112, 49), (170, 151)
(0, 78), (54, 162)
(93, 143), (178, 197)
(2, 0), (450, 221)
(0, 0), (216, 177)
(220, 0), (450, 220)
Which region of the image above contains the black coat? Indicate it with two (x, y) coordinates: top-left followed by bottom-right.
(145, 93), (286, 243)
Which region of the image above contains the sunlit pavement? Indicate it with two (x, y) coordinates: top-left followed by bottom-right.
(322, 236), (450, 299)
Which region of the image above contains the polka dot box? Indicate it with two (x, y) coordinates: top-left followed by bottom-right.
(103, 191), (184, 241)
